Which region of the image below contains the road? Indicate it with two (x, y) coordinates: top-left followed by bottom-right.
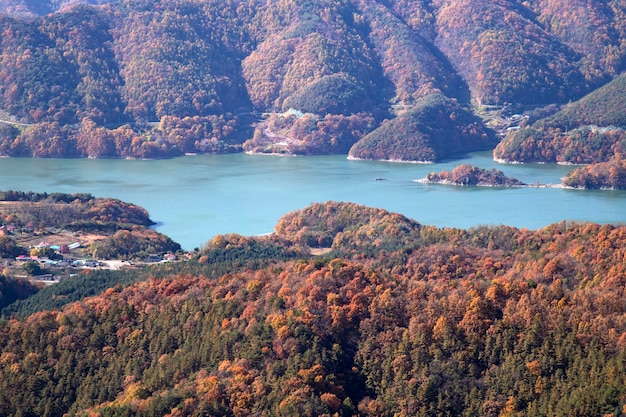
(0, 118), (31, 127)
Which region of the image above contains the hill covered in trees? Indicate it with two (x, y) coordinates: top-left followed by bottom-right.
(495, 73), (626, 165)
(348, 93), (496, 162)
(493, 71), (626, 188)
(562, 156), (626, 190)
(0, 201), (625, 416)
(0, 0), (625, 160)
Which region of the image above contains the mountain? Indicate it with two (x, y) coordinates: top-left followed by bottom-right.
(0, 0), (108, 18)
(0, 202), (625, 416)
(494, 73), (626, 164)
(0, 0), (625, 159)
(348, 93), (496, 162)
(537, 72), (626, 131)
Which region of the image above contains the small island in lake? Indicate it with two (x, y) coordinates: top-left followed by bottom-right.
(419, 164), (527, 187)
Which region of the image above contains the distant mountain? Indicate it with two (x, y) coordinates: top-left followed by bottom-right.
(0, 0), (108, 18)
(538, 73), (626, 130)
(0, 0), (625, 159)
(495, 73), (626, 164)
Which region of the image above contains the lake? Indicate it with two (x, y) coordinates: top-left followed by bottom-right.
(0, 152), (624, 250)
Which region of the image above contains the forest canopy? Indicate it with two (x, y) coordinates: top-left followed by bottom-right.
(0, 201), (625, 416)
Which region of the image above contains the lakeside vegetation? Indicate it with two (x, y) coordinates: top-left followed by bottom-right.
(0, 201), (624, 416)
(243, 111), (375, 155)
(489, 71), (626, 189)
(563, 156), (626, 190)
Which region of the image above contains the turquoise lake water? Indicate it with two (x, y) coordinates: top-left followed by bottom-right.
(0, 152), (624, 249)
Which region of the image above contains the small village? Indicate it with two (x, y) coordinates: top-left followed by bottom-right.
(1, 223), (180, 285)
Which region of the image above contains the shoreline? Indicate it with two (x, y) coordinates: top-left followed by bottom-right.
(494, 157), (586, 166)
(414, 178), (566, 189)
(244, 150), (299, 157)
(347, 155), (434, 164)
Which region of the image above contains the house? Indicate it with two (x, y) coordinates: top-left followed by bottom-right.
(32, 274), (54, 282)
(147, 254), (162, 262)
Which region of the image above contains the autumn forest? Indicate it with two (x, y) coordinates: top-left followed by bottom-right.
(0, 202), (625, 416)
(0, 0), (626, 415)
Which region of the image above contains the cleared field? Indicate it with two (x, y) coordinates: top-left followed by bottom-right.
(12, 231), (106, 249)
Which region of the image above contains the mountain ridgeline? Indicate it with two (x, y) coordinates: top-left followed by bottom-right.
(0, 0), (625, 160)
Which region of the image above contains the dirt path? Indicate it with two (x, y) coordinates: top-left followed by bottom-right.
(0, 118), (31, 127)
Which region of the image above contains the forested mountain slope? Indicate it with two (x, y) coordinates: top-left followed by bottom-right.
(0, 202), (625, 416)
(0, 0), (625, 159)
(494, 72), (626, 188)
(348, 93), (496, 161)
